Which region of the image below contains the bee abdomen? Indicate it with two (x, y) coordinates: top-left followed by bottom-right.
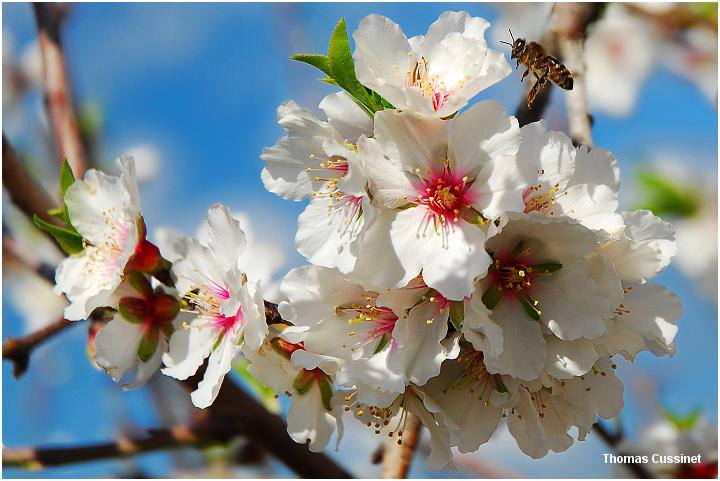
(553, 71), (573, 90)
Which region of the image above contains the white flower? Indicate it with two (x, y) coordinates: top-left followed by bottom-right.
(595, 281), (682, 360)
(54, 155), (142, 321)
(278, 266), (458, 401)
(353, 101), (523, 299)
(585, 3), (656, 117)
(261, 93), (375, 272)
(94, 281), (183, 390)
(466, 212), (621, 381)
(426, 352), (623, 459)
(518, 121), (624, 234)
(601, 209), (676, 282)
(343, 385), (457, 471)
(245, 333), (344, 453)
(353, 11), (511, 117)
(162, 204), (267, 408)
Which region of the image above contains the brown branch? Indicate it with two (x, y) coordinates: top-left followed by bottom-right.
(2, 134), (63, 227)
(593, 422), (652, 479)
(2, 317), (74, 378)
(548, 2), (601, 147)
(2, 425), (225, 469)
(380, 412), (421, 478)
(33, 3), (88, 177)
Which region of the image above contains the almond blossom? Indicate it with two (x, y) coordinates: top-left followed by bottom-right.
(352, 11), (511, 117)
(162, 204), (267, 408)
(245, 331), (344, 452)
(261, 92), (374, 272)
(54, 155), (143, 320)
(353, 101), (524, 300)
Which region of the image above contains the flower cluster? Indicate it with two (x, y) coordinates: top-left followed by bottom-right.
(47, 10), (683, 471)
(256, 11), (682, 468)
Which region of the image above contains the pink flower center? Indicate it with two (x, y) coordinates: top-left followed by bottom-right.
(414, 163), (474, 230)
(185, 277), (244, 333)
(407, 57), (453, 112)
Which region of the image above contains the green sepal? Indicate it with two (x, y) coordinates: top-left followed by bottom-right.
(33, 214), (84, 255)
(373, 333), (390, 354)
(293, 369), (315, 395)
(317, 373), (334, 411)
(531, 262), (562, 274)
(118, 296), (150, 324)
(47, 206), (67, 222)
(636, 170), (701, 218)
(449, 301), (465, 330)
(126, 271), (153, 299)
(161, 323), (175, 340)
(137, 328), (158, 363)
(517, 296), (541, 321)
(481, 283), (502, 310)
(59, 158), (76, 197)
(493, 374), (508, 393)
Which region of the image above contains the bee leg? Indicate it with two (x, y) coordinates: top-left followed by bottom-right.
(516, 59), (521, 70)
(527, 77), (542, 109)
(520, 68), (530, 83)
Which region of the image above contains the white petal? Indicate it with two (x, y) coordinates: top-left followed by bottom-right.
(336, 349), (406, 407)
(191, 335), (238, 409)
(287, 384), (338, 452)
(544, 337), (599, 378)
(320, 91), (373, 141)
(196, 204), (247, 268)
(161, 318), (215, 380)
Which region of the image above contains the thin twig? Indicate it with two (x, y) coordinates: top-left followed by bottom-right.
(2, 135), (63, 227)
(593, 422), (652, 479)
(2, 317), (74, 378)
(549, 2), (601, 147)
(2, 425), (224, 469)
(380, 412), (421, 478)
(33, 3), (88, 176)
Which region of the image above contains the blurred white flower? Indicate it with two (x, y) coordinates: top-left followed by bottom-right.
(585, 3), (657, 117)
(122, 143), (161, 183)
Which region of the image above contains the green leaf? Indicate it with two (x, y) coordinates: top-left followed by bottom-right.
(317, 373), (334, 411)
(232, 359), (281, 414)
(636, 171), (701, 218)
(531, 262), (562, 274)
(373, 333), (390, 354)
(449, 301), (464, 330)
(327, 19), (371, 105)
(493, 374), (508, 393)
(293, 369), (315, 395)
(48, 206), (67, 221)
(59, 158), (76, 197)
(517, 296), (541, 321)
(481, 283), (502, 310)
(33, 214), (84, 255)
(290, 54), (332, 77)
(661, 407), (701, 431)
(137, 328), (158, 363)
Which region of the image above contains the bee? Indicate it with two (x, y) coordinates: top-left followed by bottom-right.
(500, 30), (573, 109)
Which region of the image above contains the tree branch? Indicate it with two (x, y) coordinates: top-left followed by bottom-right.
(2, 134), (63, 227)
(2, 317), (74, 378)
(2, 425), (225, 469)
(548, 2), (601, 147)
(380, 412), (421, 478)
(33, 3), (89, 176)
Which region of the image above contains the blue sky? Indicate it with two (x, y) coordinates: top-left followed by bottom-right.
(2, 3), (717, 478)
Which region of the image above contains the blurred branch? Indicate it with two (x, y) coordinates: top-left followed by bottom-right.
(2, 230), (57, 284)
(33, 3), (89, 176)
(2, 425), (224, 469)
(549, 3), (601, 147)
(2, 135), (63, 228)
(380, 412), (421, 478)
(593, 422), (652, 479)
(625, 3), (718, 31)
(2, 316), (74, 378)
